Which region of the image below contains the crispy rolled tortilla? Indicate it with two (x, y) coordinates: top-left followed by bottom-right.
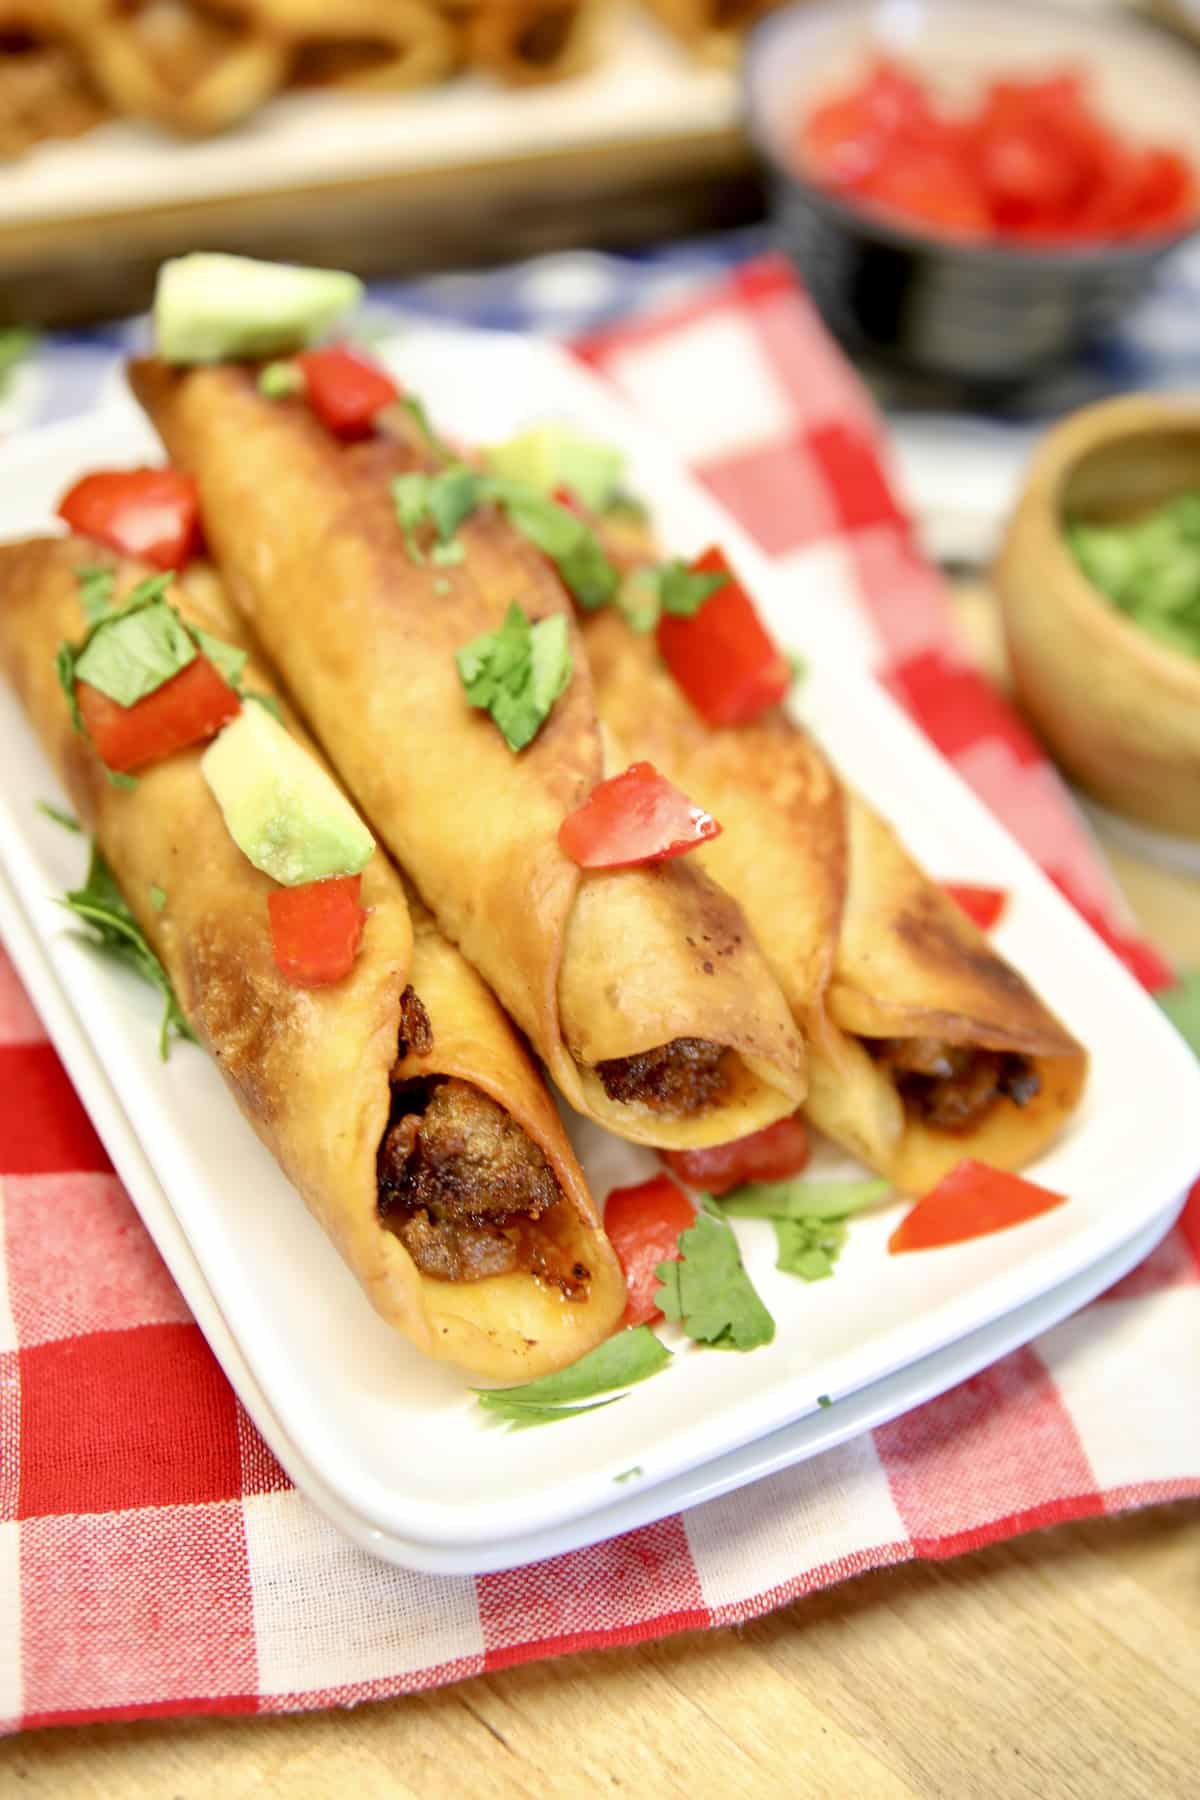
(60, 0), (287, 133)
(0, 534), (625, 1378)
(583, 609), (1088, 1193)
(0, 1), (108, 156)
(463, 0), (605, 87)
(642, 0), (783, 68)
(245, 0), (457, 93)
(130, 357), (806, 1148)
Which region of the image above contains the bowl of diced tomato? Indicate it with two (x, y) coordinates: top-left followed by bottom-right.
(743, 0), (1200, 386)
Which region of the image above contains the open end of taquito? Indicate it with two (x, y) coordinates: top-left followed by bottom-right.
(0, 537), (624, 1379)
(582, 609), (1086, 1190)
(128, 357), (807, 1150)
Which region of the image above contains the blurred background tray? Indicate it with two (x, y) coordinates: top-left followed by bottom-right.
(0, 10), (760, 327)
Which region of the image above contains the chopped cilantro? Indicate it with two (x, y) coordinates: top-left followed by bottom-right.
(36, 800), (81, 833)
(74, 599), (197, 709)
(614, 1466), (643, 1483)
(788, 651), (807, 687)
(773, 1216), (850, 1282)
(656, 560), (729, 619)
(192, 626), (247, 692)
(0, 327), (35, 399)
(57, 572), (181, 723)
(258, 359), (303, 399)
(717, 1177), (889, 1286)
(391, 464), (618, 609)
(456, 602), (572, 752)
(655, 1205), (774, 1351)
(817, 1394), (832, 1409)
(719, 1178), (890, 1222)
(75, 564), (116, 623)
(474, 1325), (670, 1429)
(149, 884), (167, 912)
(1157, 970), (1200, 1059)
(60, 843), (194, 1059)
(399, 392), (454, 463)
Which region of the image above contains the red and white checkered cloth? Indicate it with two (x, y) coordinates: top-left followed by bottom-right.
(2, 255), (1197, 1735)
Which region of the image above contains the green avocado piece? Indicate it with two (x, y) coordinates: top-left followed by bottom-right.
(487, 425), (625, 513)
(154, 253), (364, 365)
(201, 701), (373, 886)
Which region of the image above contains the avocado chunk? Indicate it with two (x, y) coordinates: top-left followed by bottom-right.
(201, 702), (373, 886)
(154, 253), (363, 365)
(487, 425), (625, 514)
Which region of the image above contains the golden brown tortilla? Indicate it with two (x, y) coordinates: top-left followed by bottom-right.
(130, 357), (807, 1148)
(582, 611), (1087, 1193)
(0, 536), (625, 1378)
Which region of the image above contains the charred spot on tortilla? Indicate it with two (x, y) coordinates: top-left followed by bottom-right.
(869, 1037), (1041, 1131)
(893, 889), (1033, 1004)
(376, 1075), (587, 1295)
(595, 1037), (731, 1114)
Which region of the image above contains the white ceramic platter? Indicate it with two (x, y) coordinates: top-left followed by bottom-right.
(0, 328), (1197, 1572)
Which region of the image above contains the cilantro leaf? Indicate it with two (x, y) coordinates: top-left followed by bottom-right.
(788, 651), (807, 687)
(772, 1216), (849, 1282)
(391, 471), (433, 561)
(718, 1178), (890, 1222)
(258, 359), (303, 399)
(192, 626), (247, 692)
(75, 564), (116, 623)
(37, 800), (81, 833)
(427, 467), (482, 546)
(456, 603), (572, 752)
(399, 392), (455, 463)
(654, 1209), (774, 1351)
(57, 572), (181, 724)
(74, 599), (197, 709)
(60, 843), (194, 1060)
(656, 560), (729, 619)
(492, 479), (618, 610)
(473, 1325), (670, 1429)
(817, 1394), (832, 1409)
(1157, 970), (1200, 1059)
(0, 326), (35, 399)
(614, 1465), (643, 1483)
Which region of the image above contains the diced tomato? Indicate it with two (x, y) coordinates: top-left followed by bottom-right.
(656, 547), (790, 727)
(942, 883), (1007, 932)
(268, 873), (366, 987)
(77, 656), (240, 773)
(888, 1159), (1067, 1254)
(661, 1112), (810, 1197)
(57, 467), (201, 571)
(604, 1175), (695, 1328)
(296, 345), (399, 440)
(558, 761), (720, 870)
(797, 58), (1197, 247)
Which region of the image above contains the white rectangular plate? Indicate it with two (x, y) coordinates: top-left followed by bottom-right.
(1, 328), (1198, 1573)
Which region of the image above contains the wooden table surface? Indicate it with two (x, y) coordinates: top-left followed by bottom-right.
(3, 581), (1197, 1799)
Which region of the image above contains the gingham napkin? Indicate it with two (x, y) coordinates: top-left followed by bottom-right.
(1, 255), (1197, 1735)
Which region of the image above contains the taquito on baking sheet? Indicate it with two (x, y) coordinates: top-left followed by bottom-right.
(582, 607), (1088, 1194)
(0, 535), (625, 1379)
(129, 357), (806, 1149)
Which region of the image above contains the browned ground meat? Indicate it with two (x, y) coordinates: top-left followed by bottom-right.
(871, 1039), (1040, 1132)
(397, 984), (433, 1057)
(596, 1038), (729, 1114)
(376, 1076), (586, 1291)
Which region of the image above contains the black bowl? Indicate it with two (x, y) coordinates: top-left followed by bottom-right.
(743, 0), (1200, 390)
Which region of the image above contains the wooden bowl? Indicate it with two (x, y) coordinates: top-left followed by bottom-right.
(995, 394), (1200, 839)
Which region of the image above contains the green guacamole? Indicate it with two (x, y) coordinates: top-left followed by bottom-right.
(1067, 493), (1200, 660)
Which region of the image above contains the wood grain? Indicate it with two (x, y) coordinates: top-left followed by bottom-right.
(1, 577), (1196, 1797)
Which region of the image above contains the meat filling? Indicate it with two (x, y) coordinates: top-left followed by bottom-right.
(871, 1037), (1041, 1131)
(376, 1075), (586, 1293)
(595, 1037), (729, 1115)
